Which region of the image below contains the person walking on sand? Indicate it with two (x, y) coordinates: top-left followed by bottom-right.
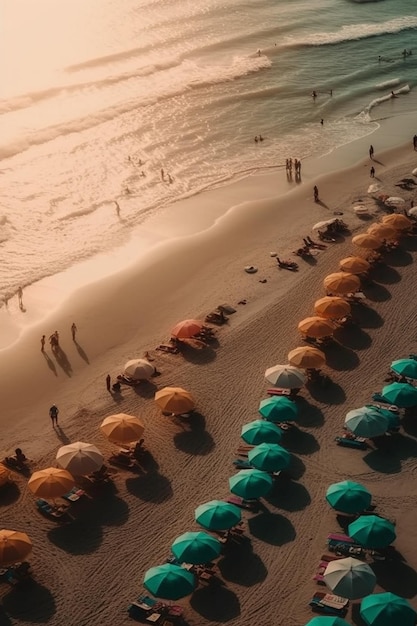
(370, 166), (375, 178)
(71, 322), (77, 341)
(160, 168), (165, 180)
(41, 335), (46, 351)
(314, 185), (319, 202)
(106, 374), (111, 392)
(49, 404), (59, 427)
(17, 286), (23, 308)
(369, 145), (374, 159)
(413, 135), (417, 150)
(114, 201), (120, 216)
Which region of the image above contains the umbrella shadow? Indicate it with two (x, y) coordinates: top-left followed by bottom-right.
(334, 326), (372, 351)
(382, 248), (413, 267)
(0, 608), (12, 626)
(2, 582), (56, 623)
(47, 521), (103, 555)
(176, 342), (217, 364)
(371, 560), (417, 598)
(217, 543), (267, 586)
(42, 352), (57, 376)
(352, 305), (384, 329)
(401, 412), (417, 437)
(351, 603), (368, 626)
(173, 412), (215, 456)
(401, 235), (417, 251)
(295, 398), (325, 427)
(322, 343), (360, 371)
(74, 340), (89, 364)
(136, 449), (160, 473)
(52, 347), (73, 377)
(369, 264), (401, 285)
(54, 426), (71, 444)
(125, 471), (173, 503)
(283, 428), (319, 457)
(190, 586), (240, 622)
(265, 479), (311, 511)
(363, 434), (417, 473)
(362, 283), (392, 302)
(306, 379), (346, 404)
(0, 481), (20, 505)
(132, 380), (158, 399)
(85, 494), (129, 527)
(248, 511), (296, 545)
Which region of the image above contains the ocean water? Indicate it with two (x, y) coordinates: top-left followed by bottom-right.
(0, 0), (416, 298)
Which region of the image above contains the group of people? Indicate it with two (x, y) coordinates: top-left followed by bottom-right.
(160, 169), (174, 184)
(285, 158), (301, 176)
(41, 323), (77, 351)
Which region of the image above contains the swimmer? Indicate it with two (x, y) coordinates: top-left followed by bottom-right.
(254, 136), (258, 143)
(391, 90), (397, 98)
(311, 90), (317, 99)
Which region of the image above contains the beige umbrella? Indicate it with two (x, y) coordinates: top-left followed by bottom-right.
(367, 223), (397, 240)
(56, 442), (104, 476)
(124, 359), (155, 381)
(0, 530), (32, 566)
(155, 387), (196, 415)
(323, 272), (361, 295)
(0, 464), (11, 487)
(171, 319), (204, 339)
(314, 296), (351, 319)
(298, 317), (336, 338)
(28, 468), (75, 499)
(339, 256), (370, 274)
(382, 214), (412, 230)
(352, 233), (382, 250)
(100, 413), (145, 444)
(288, 346), (326, 369)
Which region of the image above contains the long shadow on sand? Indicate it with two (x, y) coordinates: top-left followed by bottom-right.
(363, 434), (417, 474)
(362, 283), (391, 302)
(190, 586), (240, 622)
(248, 511), (296, 545)
(265, 479), (311, 512)
(334, 326), (372, 351)
(284, 431), (318, 458)
(125, 471), (173, 503)
(132, 380), (158, 399)
(383, 248), (413, 267)
(0, 482), (20, 506)
(52, 347), (73, 377)
(2, 583), (56, 623)
(369, 264), (401, 285)
(74, 340), (89, 364)
(295, 398), (324, 427)
(371, 560), (417, 598)
(306, 379), (346, 405)
(322, 343), (360, 371)
(217, 542), (267, 586)
(42, 352), (57, 376)
(401, 235), (417, 252)
(48, 521), (103, 555)
(351, 304), (384, 329)
(176, 344), (217, 364)
(173, 412), (215, 455)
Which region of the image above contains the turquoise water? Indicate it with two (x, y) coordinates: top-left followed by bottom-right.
(0, 0), (416, 295)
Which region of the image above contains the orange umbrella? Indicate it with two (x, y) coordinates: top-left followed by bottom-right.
(339, 257), (370, 274)
(0, 530), (32, 566)
(381, 214), (412, 230)
(28, 468), (75, 499)
(298, 317), (336, 338)
(100, 414), (145, 444)
(367, 224), (397, 240)
(155, 387), (196, 415)
(171, 319), (204, 339)
(314, 296), (351, 319)
(352, 234), (382, 250)
(323, 272), (360, 295)
(288, 346), (326, 368)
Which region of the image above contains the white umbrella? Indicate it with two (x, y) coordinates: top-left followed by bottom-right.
(354, 205), (369, 216)
(124, 359), (155, 381)
(412, 168), (417, 176)
(323, 557), (376, 600)
(264, 365), (306, 388)
(385, 196), (405, 206)
(56, 441), (104, 476)
(408, 207), (417, 217)
(312, 218), (338, 231)
(367, 183), (382, 194)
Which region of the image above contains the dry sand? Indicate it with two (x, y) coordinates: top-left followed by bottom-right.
(1, 143), (417, 626)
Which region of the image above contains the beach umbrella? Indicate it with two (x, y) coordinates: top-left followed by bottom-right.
(360, 592), (417, 626)
(28, 468), (75, 499)
(384, 196), (405, 206)
(100, 413), (144, 444)
(305, 618), (350, 626)
(364, 404), (400, 430)
(123, 359), (155, 381)
(326, 481), (372, 514)
(345, 407), (389, 438)
(241, 420), (282, 445)
(143, 563), (196, 600)
(56, 442), (104, 476)
(298, 317), (336, 338)
(258, 396), (299, 422)
(381, 213), (412, 229)
(408, 206), (417, 217)
(195, 500), (241, 530)
(339, 256), (370, 274)
(323, 272), (360, 295)
(171, 531), (221, 564)
(171, 319), (204, 339)
(348, 515), (396, 549)
(314, 296), (351, 319)
(323, 557), (376, 600)
(390, 358), (417, 380)
(0, 464), (11, 487)
(229, 469), (273, 499)
(312, 218), (338, 231)
(154, 387), (195, 414)
(248, 443), (291, 472)
(0, 530), (32, 567)
(368, 182), (383, 193)
(352, 234), (382, 250)
(264, 365), (306, 388)
(367, 223), (397, 240)
(288, 346), (326, 369)
(381, 382), (417, 408)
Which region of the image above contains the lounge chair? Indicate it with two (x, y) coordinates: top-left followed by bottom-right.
(156, 343), (179, 354)
(313, 561), (329, 583)
(0, 561), (33, 586)
(108, 453), (141, 471)
(225, 495), (260, 511)
(310, 591), (349, 616)
(36, 499), (70, 520)
(335, 435), (368, 450)
(205, 310), (228, 325)
(62, 487), (86, 502)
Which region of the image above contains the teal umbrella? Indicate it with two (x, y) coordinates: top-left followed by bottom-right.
(360, 592), (417, 626)
(248, 442), (291, 472)
(194, 500), (241, 531)
(348, 515), (396, 549)
(143, 563), (196, 600)
(391, 358), (417, 380)
(365, 405), (400, 431)
(382, 382), (417, 408)
(229, 469), (273, 499)
(345, 407), (389, 437)
(305, 618), (351, 626)
(326, 481), (372, 514)
(171, 531), (221, 564)
(241, 420), (282, 445)
(258, 396), (298, 423)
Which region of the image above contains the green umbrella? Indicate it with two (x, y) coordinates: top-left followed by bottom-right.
(248, 443), (291, 472)
(348, 515), (396, 549)
(364, 405), (400, 431)
(241, 420), (282, 445)
(345, 407), (389, 438)
(382, 382), (417, 408)
(360, 592), (417, 626)
(229, 469), (273, 499)
(143, 563), (196, 600)
(323, 557), (376, 600)
(326, 481), (372, 514)
(194, 500), (241, 531)
(258, 396), (298, 423)
(171, 531), (221, 564)
(390, 358), (417, 380)
(305, 618), (351, 626)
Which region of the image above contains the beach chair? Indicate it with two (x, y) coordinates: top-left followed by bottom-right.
(313, 561), (329, 584)
(108, 453), (141, 472)
(61, 487), (86, 502)
(335, 435), (368, 450)
(225, 495), (260, 511)
(36, 499), (70, 521)
(310, 591), (349, 616)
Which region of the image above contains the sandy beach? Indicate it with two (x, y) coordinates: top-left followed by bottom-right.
(1, 141), (417, 626)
